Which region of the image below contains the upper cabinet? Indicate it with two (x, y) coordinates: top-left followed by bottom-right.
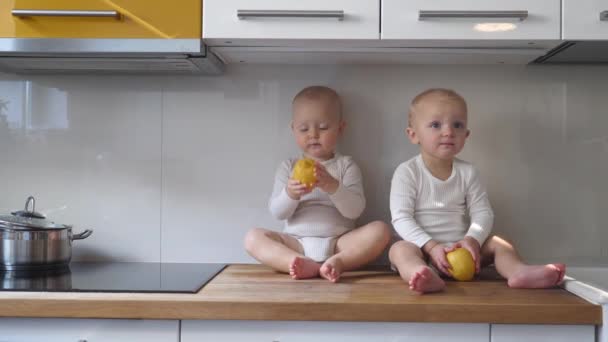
(382, 0), (561, 42)
(563, 0), (608, 39)
(203, 0), (379, 46)
(0, 0), (201, 38)
(203, 0), (561, 46)
(204, 0), (563, 65)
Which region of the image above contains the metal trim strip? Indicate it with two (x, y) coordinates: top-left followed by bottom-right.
(0, 38), (204, 55)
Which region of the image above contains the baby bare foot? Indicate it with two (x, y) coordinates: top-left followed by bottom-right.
(508, 263), (567, 289)
(289, 256), (320, 280)
(409, 266), (446, 294)
(320, 257), (344, 283)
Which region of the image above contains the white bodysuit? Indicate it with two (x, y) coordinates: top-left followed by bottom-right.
(269, 153), (366, 261)
(390, 155), (494, 248)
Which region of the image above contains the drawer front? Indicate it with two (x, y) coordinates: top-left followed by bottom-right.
(491, 324), (595, 342)
(182, 321), (490, 342)
(0, 318), (179, 342)
(563, 0), (608, 39)
(382, 0), (560, 40)
(0, 0), (200, 38)
(203, 0), (379, 43)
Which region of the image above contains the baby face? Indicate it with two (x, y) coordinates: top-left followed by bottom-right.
(291, 98), (343, 161)
(407, 96), (469, 162)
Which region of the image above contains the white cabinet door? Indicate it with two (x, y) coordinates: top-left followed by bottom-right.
(382, 0), (560, 41)
(0, 318), (179, 342)
(203, 0), (379, 46)
(491, 324), (595, 342)
(563, 0), (608, 39)
(181, 320), (489, 342)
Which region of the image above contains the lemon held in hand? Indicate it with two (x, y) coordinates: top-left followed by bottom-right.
(292, 158), (316, 187)
(446, 248), (475, 281)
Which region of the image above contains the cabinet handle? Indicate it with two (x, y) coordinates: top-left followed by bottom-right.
(601, 11), (608, 21)
(419, 10), (528, 21)
(237, 10), (344, 21)
(12, 9), (120, 18)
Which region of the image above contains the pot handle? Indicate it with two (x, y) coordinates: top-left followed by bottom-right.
(72, 229), (93, 240)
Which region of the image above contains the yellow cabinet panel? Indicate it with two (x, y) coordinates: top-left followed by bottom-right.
(0, 0), (201, 38)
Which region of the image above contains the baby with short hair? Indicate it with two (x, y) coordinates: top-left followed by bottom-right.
(389, 88), (566, 293)
(245, 85), (390, 282)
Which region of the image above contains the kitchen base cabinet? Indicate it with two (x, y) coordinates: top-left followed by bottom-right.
(0, 318), (179, 342)
(490, 324), (595, 342)
(181, 320), (490, 342)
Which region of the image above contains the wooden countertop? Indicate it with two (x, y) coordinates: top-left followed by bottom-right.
(0, 264), (601, 324)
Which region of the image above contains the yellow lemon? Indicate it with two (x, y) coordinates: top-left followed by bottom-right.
(446, 248), (475, 281)
(292, 158), (316, 187)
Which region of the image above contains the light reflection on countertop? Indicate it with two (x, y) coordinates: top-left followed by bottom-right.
(562, 266), (608, 304)
(562, 267), (608, 342)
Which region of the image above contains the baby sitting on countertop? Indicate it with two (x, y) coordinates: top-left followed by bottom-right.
(244, 85), (390, 282)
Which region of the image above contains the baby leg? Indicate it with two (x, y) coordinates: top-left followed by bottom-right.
(320, 221), (391, 282)
(389, 240), (445, 294)
(481, 236), (566, 289)
(244, 228), (320, 279)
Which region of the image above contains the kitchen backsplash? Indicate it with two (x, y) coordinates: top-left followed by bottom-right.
(0, 64), (606, 266)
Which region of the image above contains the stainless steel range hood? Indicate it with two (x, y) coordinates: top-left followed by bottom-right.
(533, 41), (608, 64)
(0, 38), (225, 74)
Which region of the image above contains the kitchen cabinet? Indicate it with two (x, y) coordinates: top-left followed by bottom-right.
(0, 318), (179, 342)
(382, 0), (561, 42)
(181, 320), (490, 342)
(563, 0), (608, 39)
(203, 0), (561, 46)
(183, 321), (596, 342)
(181, 321), (598, 341)
(490, 324), (595, 342)
(0, 319), (598, 342)
(202, 0), (379, 46)
(0, 0), (201, 38)
(203, 0), (562, 64)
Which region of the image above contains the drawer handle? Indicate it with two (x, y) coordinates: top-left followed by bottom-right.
(601, 11), (608, 21)
(419, 10), (528, 21)
(237, 10), (344, 20)
(12, 9), (120, 18)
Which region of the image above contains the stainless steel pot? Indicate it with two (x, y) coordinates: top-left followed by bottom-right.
(0, 196), (93, 271)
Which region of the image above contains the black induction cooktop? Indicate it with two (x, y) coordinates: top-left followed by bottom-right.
(0, 262), (227, 293)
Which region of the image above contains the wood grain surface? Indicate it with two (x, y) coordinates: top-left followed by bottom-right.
(0, 264), (601, 324)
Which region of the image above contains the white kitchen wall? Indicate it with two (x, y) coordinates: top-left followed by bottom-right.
(0, 64), (606, 266)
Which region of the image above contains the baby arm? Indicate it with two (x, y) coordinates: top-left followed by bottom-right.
(313, 161), (339, 194)
(390, 164), (433, 246)
(268, 161), (308, 220)
(322, 158), (366, 219)
(390, 164), (449, 274)
(391, 165), (452, 276)
(460, 167), (494, 272)
(423, 240), (453, 276)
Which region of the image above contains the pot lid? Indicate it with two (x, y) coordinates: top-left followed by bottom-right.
(0, 196), (70, 230)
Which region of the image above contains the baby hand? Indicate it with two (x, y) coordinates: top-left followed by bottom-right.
(427, 243), (452, 277)
(286, 178), (313, 200)
(313, 162), (339, 194)
(450, 237), (481, 273)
